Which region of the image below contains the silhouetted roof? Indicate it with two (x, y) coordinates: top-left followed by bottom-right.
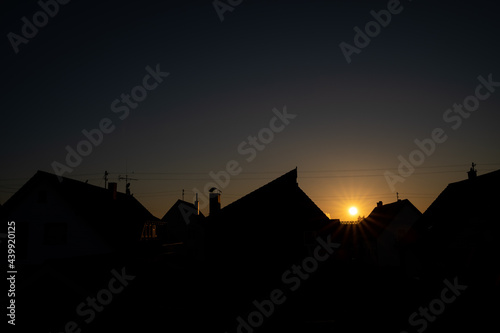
(209, 168), (329, 228)
(205, 168), (330, 260)
(406, 168), (500, 272)
(161, 199), (205, 222)
(363, 199), (422, 238)
(414, 168), (500, 238)
(203, 168), (332, 301)
(330, 199), (421, 248)
(2, 170), (159, 247)
(160, 199), (205, 243)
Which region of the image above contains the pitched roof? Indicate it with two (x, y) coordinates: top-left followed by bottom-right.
(422, 169), (499, 224)
(2, 170), (159, 246)
(204, 168), (331, 263)
(203, 168), (332, 297)
(410, 168), (500, 246)
(161, 199), (205, 222)
(329, 199), (421, 250)
(160, 199), (205, 243)
(363, 199), (422, 237)
(208, 168), (329, 229)
(402, 168), (500, 276)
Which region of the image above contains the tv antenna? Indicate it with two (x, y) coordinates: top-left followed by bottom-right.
(119, 172), (138, 195)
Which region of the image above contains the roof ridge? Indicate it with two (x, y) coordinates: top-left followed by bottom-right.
(449, 168), (500, 185)
(219, 168), (297, 211)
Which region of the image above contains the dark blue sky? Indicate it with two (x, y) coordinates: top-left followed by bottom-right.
(2, 0), (500, 220)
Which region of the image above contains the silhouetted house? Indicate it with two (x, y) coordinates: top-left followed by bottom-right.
(1, 170), (160, 265)
(331, 199), (421, 267)
(405, 168), (500, 278)
(160, 199), (205, 258)
(203, 168), (332, 301)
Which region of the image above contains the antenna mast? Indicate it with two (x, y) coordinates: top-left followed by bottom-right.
(119, 172), (138, 195)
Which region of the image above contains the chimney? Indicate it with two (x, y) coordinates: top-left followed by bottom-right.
(377, 201), (383, 207)
(194, 193), (199, 216)
(108, 182), (117, 200)
(467, 162), (477, 180)
(209, 188), (221, 215)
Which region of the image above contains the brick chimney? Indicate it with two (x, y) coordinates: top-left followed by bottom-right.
(209, 188), (221, 215)
(108, 182), (117, 200)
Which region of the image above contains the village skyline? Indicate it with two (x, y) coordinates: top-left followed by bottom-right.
(3, 164), (499, 332)
(2, 1), (500, 331)
(2, 161), (499, 221)
(2, 0), (500, 223)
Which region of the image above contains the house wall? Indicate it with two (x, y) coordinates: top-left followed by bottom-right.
(377, 205), (421, 267)
(7, 180), (114, 265)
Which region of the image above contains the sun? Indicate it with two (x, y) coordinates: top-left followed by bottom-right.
(348, 206), (358, 216)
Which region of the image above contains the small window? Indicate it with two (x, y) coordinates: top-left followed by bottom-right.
(141, 223), (157, 240)
(38, 190), (47, 204)
(44, 223), (67, 245)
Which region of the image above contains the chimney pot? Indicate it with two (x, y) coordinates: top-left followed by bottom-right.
(377, 201), (383, 207)
(209, 192), (221, 216)
(467, 162), (477, 180)
(108, 182), (117, 200)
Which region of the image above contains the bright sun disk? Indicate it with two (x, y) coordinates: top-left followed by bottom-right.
(349, 206), (358, 216)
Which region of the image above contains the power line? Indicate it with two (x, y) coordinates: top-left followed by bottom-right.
(0, 163), (499, 182)
(107, 163), (500, 175)
(119, 168), (499, 182)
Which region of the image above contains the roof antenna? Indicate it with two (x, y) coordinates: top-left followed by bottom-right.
(119, 171), (138, 195)
(396, 192), (399, 201)
(182, 189), (185, 201)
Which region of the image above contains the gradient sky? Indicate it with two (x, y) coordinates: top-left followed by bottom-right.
(2, 0), (500, 221)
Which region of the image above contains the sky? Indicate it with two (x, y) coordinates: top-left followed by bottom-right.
(1, 0), (500, 221)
